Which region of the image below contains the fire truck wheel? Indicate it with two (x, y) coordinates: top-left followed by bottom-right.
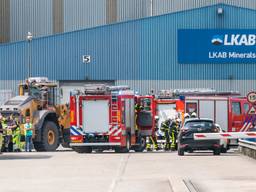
(34, 121), (60, 151)
(134, 137), (146, 152)
(213, 148), (221, 155)
(221, 146), (227, 153)
(73, 147), (92, 153)
(94, 149), (104, 153)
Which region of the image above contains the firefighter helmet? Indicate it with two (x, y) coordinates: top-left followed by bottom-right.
(184, 113), (190, 119)
(191, 112), (197, 118)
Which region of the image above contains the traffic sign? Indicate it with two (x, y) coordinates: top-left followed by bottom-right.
(248, 106), (256, 115)
(247, 91), (256, 104)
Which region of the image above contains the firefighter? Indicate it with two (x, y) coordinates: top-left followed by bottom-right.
(4, 116), (17, 152)
(2, 116), (10, 152)
(0, 114), (3, 154)
(135, 102), (143, 130)
(146, 116), (160, 151)
(170, 118), (180, 151)
(11, 115), (22, 152)
(160, 118), (172, 151)
(134, 102), (143, 147)
(146, 136), (158, 151)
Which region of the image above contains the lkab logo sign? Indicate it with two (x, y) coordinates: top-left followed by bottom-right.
(211, 35), (223, 45)
(211, 34), (256, 46)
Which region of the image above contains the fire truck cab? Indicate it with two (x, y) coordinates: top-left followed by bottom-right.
(69, 85), (153, 153)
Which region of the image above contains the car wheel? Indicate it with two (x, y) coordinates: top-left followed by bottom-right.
(178, 147), (184, 156)
(187, 149), (193, 153)
(221, 146), (227, 153)
(213, 148), (221, 155)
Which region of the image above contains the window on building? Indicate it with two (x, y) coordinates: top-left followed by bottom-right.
(232, 102), (241, 115)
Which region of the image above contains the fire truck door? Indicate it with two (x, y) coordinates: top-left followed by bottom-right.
(215, 100), (228, 132)
(124, 99), (135, 134)
(136, 97), (153, 136)
(231, 101), (244, 132)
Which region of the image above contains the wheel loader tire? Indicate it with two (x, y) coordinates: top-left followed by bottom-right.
(34, 121), (60, 152)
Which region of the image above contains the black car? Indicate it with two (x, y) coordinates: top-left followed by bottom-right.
(177, 118), (221, 156)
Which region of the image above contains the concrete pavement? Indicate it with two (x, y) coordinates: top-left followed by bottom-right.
(0, 150), (256, 192)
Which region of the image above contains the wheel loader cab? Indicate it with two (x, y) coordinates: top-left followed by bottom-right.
(18, 78), (58, 108)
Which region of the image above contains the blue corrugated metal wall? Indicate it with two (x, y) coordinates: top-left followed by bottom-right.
(1, 4), (256, 81)
(10, 0), (53, 42)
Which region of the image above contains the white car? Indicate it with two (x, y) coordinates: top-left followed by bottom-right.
(215, 124), (229, 153)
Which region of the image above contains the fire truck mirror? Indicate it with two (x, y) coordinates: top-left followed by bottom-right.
(59, 88), (63, 97)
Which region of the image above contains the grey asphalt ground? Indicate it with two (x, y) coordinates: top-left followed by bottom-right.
(0, 150), (256, 192)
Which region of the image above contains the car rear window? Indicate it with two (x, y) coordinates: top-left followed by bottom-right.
(184, 121), (214, 129)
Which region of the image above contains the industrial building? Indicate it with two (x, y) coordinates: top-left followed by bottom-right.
(0, 1), (256, 103)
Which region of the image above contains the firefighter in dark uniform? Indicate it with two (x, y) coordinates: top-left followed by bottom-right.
(170, 118), (180, 151)
(11, 115), (22, 152)
(160, 118), (172, 151)
(0, 114), (3, 154)
(134, 101), (144, 149)
(135, 102), (143, 131)
(146, 116), (160, 151)
(2, 116), (11, 152)
(5, 115), (18, 152)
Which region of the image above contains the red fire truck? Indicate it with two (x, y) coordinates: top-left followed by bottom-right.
(69, 85), (154, 153)
(184, 95), (250, 133)
(153, 90), (252, 144)
(193, 91), (256, 143)
(156, 89), (251, 133)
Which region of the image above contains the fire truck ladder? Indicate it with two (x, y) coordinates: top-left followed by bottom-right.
(84, 84), (130, 95)
(158, 88), (240, 98)
(111, 95), (118, 125)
